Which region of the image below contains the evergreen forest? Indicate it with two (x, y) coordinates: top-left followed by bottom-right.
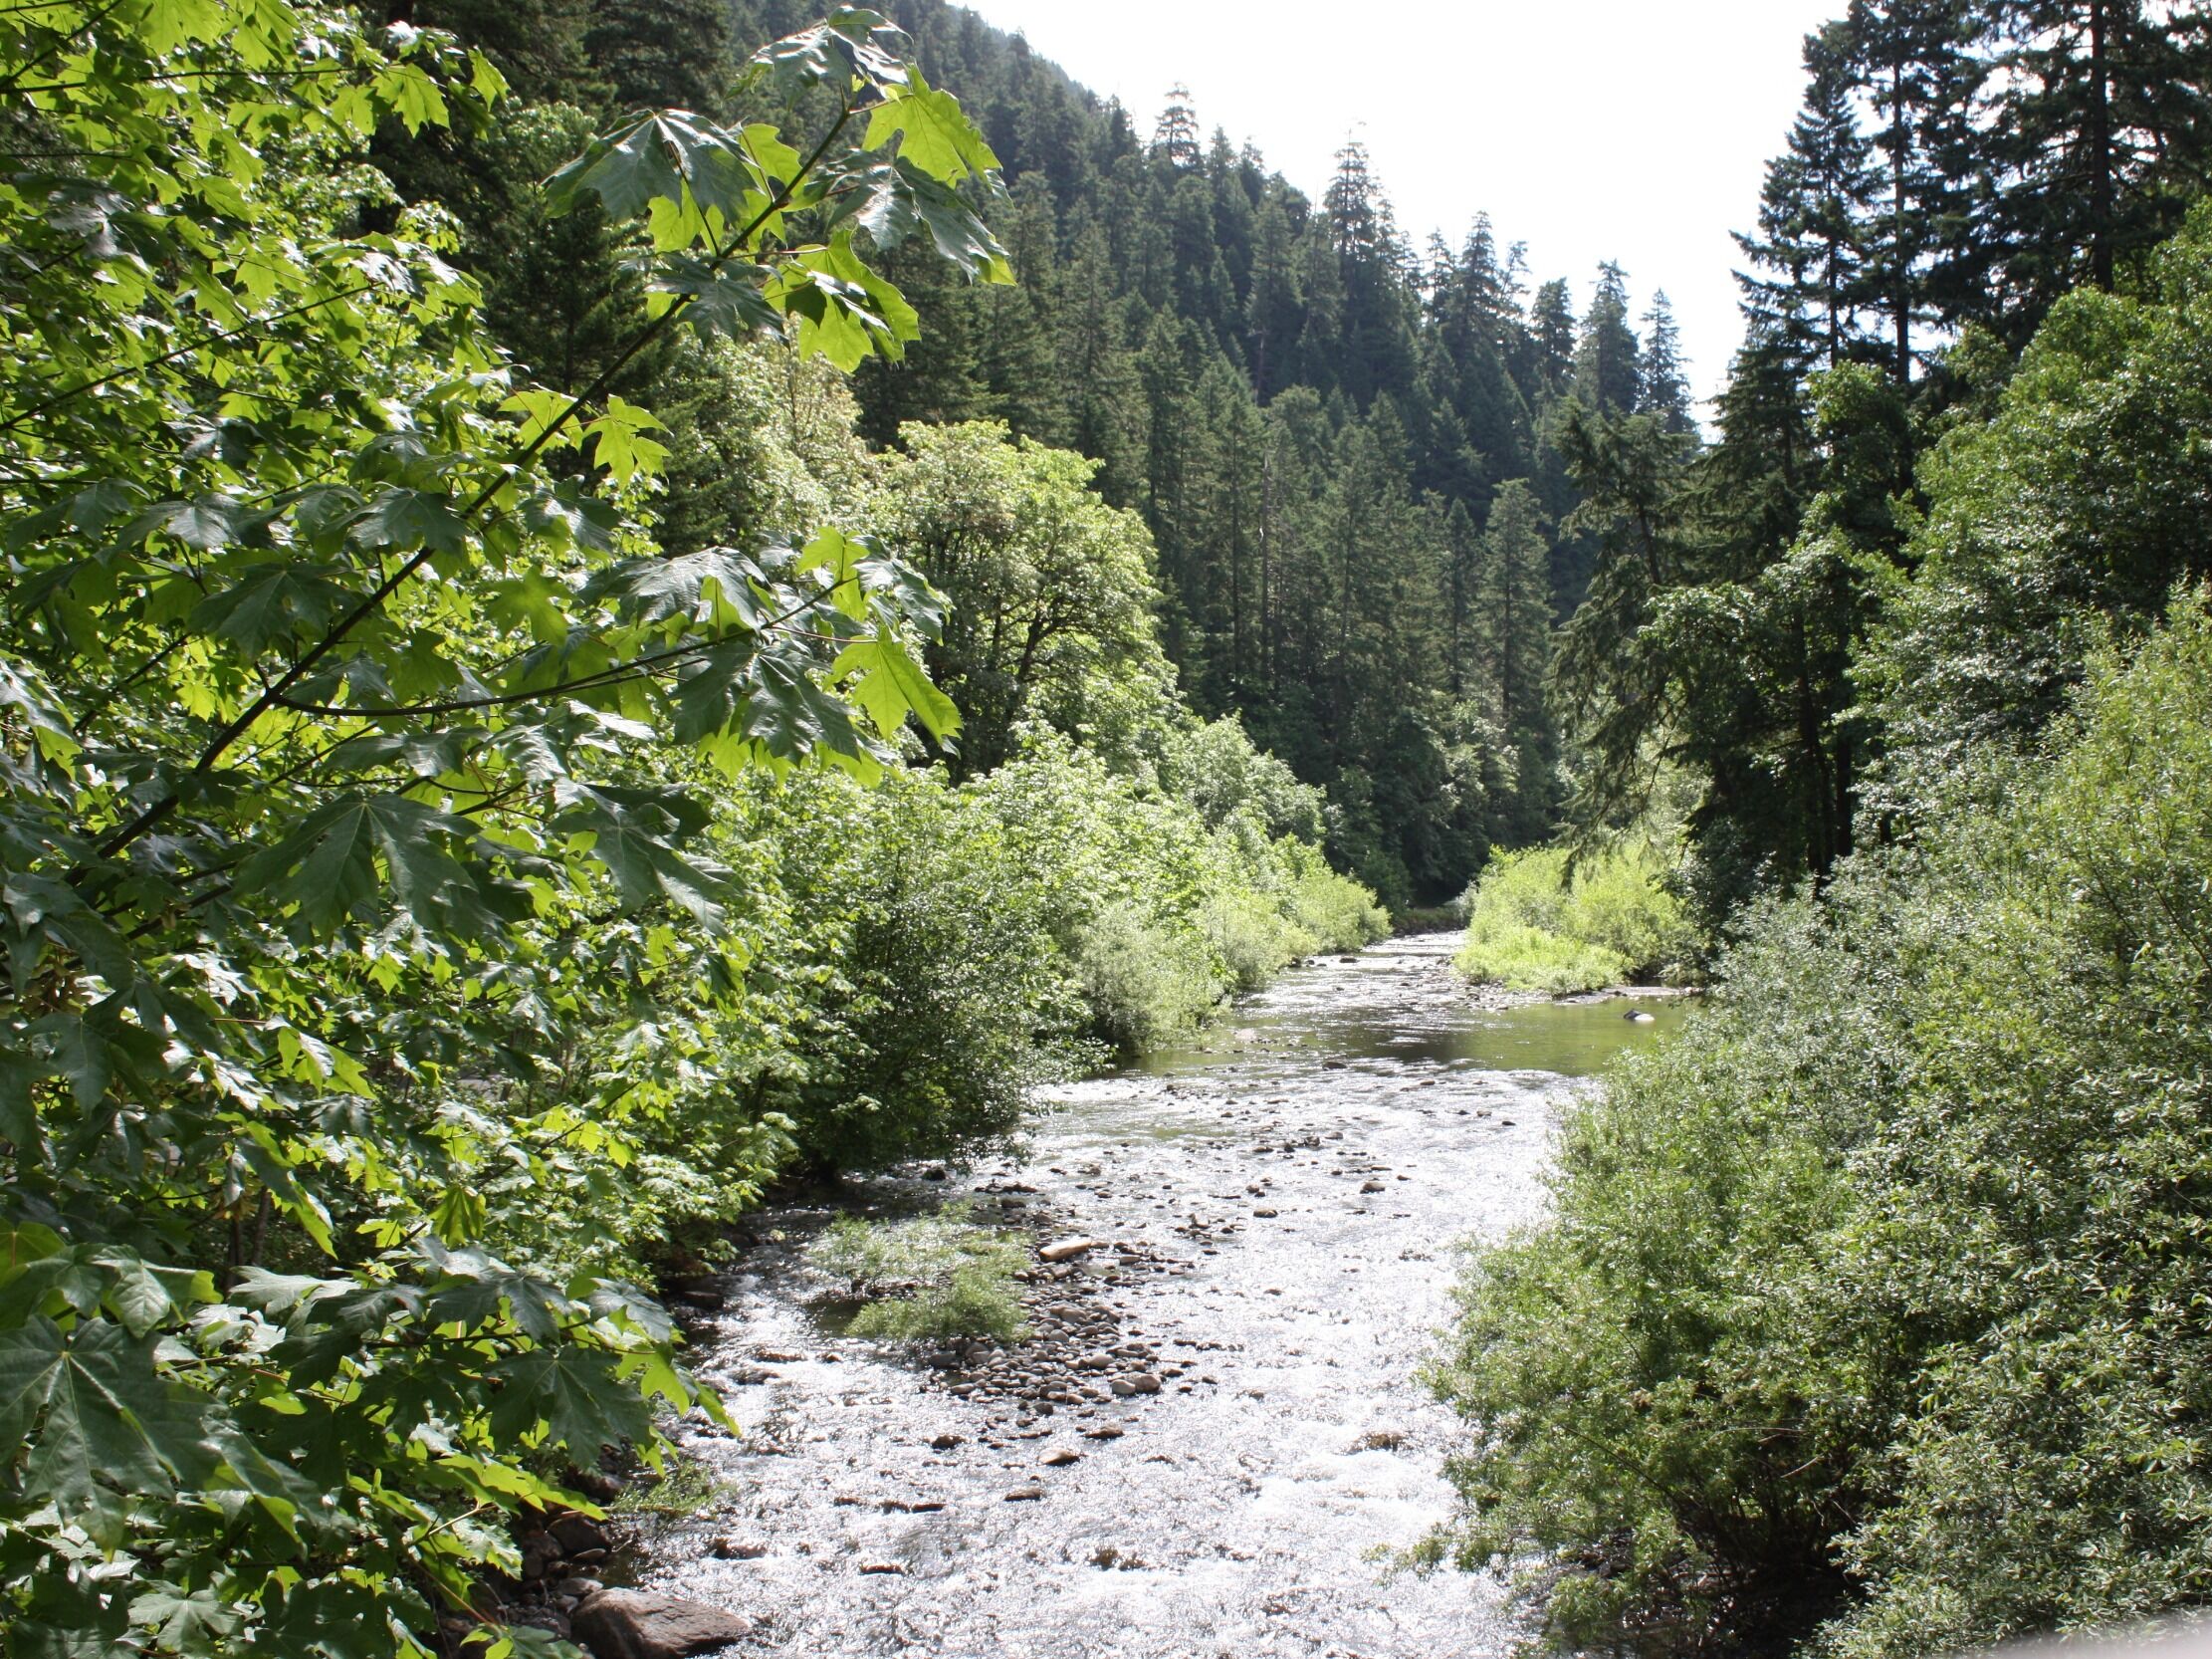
(3, 0), (2212, 1656)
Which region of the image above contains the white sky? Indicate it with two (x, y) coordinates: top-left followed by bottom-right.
(960, 0), (1843, 407)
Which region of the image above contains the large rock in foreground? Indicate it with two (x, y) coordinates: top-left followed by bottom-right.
(570, 1589), (754, 1659)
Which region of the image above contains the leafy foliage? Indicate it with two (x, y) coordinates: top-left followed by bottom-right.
(1452, 841), (1693, 995)
(1432, 592), (2212, 1654)
(0, 3), (1010, 1650)
(808, 1203), (1027, 1340)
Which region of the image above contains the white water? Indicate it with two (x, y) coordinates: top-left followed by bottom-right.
(645, 932), (1675, 1657)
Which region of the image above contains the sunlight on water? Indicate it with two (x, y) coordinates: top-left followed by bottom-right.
(652, 930), (1685, 1659)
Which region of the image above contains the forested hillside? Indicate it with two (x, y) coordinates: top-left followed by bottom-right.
(386, 0), (1715, 908)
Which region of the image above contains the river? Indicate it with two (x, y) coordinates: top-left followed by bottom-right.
(638, 930), (1684, 1658)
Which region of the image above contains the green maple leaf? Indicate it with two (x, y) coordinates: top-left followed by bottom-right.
(420, 1243), (572, 1343)
(863, 71), (999, 183)
(239, 794), (524, 940)
(349, 486), (467, 554)
(832, 631), (960, 740)
(191, 562), (360, 648)
(129, 1584), (244, 1657)
(582, 546), (767, 630)
(0, 1316), (218, 1532)
(489, 1346), (652, 1457)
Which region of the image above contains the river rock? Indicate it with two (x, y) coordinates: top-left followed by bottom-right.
(518, 1530), (563, 1581)
(570, 1589), (753, 1659)
(1081, 1424), (1125, 1440)
(1109, 1373), (1162, 1397)
(1004, 1486), (1047, 1502)
(1042, 1448), (1082, 1466)
(1039, 1238), (1102, 1263)
(709, 1537), (767, 1559)
(548, 1514), (609, 1556)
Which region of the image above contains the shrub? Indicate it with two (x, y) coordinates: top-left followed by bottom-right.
(809, 1207), (1029, 1341)
(1454, 920), (1630, 996)
(1428, 592), (2212, 1657)
(1453, 842), (1691, 992)
(1202, 890), (1318, 991)
(1288, 859), (1394, 952)
(1073, 900), (1224, 1053)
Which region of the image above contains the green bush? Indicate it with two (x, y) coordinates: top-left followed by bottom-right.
(1453, 842), (1691, 992)
(1288, 858), (1395, 952)
(1073, 899), (1225, 1052)
(1454, 919), (1630, 996)
(1428, 592), (2212, 1657)
(809, 1207), (1029, 1341)
(1202, 890), (1319, 991)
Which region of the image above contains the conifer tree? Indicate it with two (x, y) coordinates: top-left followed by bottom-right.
(584, 0), (736, 114)
(1197, 359), (1267, 701)
(1246, 191), (1306, 399)
(1981, 0), (2212, 312)
(1477, 479), (1556, 743)
(1153, 84), (1203, 168)
(1637, 292), (1696, 434)
(1058, 225), (1147, 503)
(1734, 20), (1880, 373)
(1573, 262), (1643, 414)
(1844, 0), (1983, 381)
(1529, 279), (1579, 401)
(1442, 496), (1483, 698)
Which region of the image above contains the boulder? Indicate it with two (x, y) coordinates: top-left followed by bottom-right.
(571, 1590), (754, 1659)
(1038, 1238), (1101, 1263)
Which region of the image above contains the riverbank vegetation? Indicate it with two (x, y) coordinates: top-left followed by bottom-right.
(1429, 4), (2212, 1652)
(809, 1205), (1028, 1339)
(0, 4), (1386, 1651)
(1452, 840), (1693, 994)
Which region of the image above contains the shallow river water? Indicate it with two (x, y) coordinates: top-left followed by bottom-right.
(643, 931), (1683, 1659)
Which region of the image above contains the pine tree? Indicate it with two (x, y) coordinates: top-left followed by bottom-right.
(1637, 291), (1695, 434)
(1844, 0), (1983, 382)
(1477, 480), (1554, 740)
(584, 0), (735, 115)
(978, 175), (1068, 445)
(1981, 0), (2212, 314)
(1442, 496), (1482, 698)
(1734, 20), (1880, 374)
(1245, 190), (1305, 399)
(1202, 360), (1266, 701)
(1528, 279), (1578, 402)
(1572, 262), (1642, 415)
(1058, 225), (1146, 503)
(1153, 84), (1202, 169)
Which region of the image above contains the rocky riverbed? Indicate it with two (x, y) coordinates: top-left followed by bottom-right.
(619, 931), (1683, 1658)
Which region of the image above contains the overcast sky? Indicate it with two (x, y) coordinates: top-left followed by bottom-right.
(959, 0), (1842, 407)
